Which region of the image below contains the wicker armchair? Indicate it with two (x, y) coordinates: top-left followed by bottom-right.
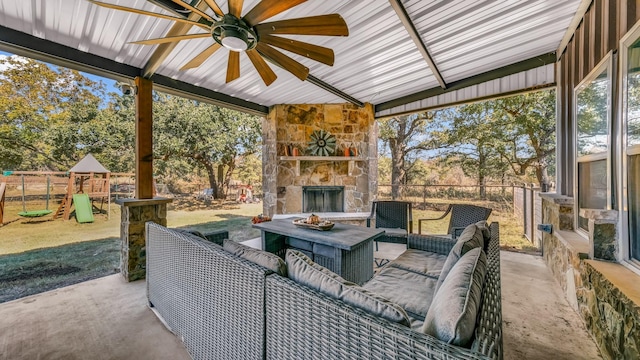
(366, 200), (413, 247)
(418, 204), (492, 237)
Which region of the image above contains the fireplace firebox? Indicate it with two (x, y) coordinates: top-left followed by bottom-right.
(302, 186), (344, 213)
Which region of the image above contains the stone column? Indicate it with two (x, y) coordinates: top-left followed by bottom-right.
(579, 209), (618, 261)
(262, 110), (277, 217)
(367, 109), (378, 207)
(116, 197), (172, 281)
(541, 194), (574, 232)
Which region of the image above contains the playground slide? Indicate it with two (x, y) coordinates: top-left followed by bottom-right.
(73, 194), (94, 223)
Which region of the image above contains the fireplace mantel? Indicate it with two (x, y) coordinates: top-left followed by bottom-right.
(279, 156), (366, 176)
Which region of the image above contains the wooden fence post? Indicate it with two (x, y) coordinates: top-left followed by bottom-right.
(0, 182), (5, 225)
(530, 184), (535, 244)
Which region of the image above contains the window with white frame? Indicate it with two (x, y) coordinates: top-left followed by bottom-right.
(574, 54), (612, 232)
(621, 24), (640, 263)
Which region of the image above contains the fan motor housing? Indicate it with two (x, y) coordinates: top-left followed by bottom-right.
(212, 14), (258, 51)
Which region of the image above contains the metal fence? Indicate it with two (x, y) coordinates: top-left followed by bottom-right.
(513, 185), (543, 248)
(376, 184), (515, 210)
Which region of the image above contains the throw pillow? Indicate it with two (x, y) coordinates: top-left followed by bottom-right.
(286, 249), (410, 326)
(475, 220), (490, 245)
(223, 239), (287, 276)
(423, 247), (487, 346)
(435, 224), (484, 293)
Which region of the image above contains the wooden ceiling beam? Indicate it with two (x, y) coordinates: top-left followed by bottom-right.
(388, 0), (447, 89)
(142, 0), (211, 77)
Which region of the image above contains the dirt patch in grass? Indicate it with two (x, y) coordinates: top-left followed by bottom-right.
(0, 238), (120, 303)
(167, 194), (257, 212)
(0, 262), (82, 282)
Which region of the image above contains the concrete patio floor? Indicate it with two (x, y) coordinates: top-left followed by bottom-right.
(0, 248), (601, 359)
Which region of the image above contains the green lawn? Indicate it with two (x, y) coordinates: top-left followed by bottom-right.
(0, 200), (263, 303)
(0, 201), (262, 256)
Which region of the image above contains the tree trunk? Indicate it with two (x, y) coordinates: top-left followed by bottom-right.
(202, 161), (219, 199)
(390, 140), (406, 200)
(535, 157), (549, 186)
(223, 161), (236, 198)
(214, 164), (224, 199)
(478, 150), (486, 200)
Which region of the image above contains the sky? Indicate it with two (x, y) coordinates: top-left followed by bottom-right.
(0, 50), (120, 96)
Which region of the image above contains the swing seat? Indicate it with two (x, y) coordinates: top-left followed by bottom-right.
(18, 209), (53, 218)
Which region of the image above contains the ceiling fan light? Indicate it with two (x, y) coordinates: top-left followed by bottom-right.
(221, 29), (248, 51)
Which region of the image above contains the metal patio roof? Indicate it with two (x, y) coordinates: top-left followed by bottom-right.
(0, 0), (583, 117)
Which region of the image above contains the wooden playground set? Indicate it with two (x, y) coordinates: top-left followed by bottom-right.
(0, 155), (123, 226)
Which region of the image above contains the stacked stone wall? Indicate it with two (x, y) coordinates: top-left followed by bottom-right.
(118, 198), (171, 281)
(541, 194), (640, 359)
(577, 263), (640, 359)
(262, 103), (377, 216)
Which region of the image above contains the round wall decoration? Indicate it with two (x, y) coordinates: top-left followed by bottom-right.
(307, 130), (337, 156)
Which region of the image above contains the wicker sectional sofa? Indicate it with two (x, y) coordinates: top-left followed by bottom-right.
(146, 221), (502, 360)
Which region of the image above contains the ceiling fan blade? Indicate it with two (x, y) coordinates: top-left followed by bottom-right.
(168, 0), (214, 21)
(129, 33), (210, 45)
(228, 0), (244, 17)
(255, 14), (349, 36)
(260, 34), (334, 66)
(226, 51), (241, 83)
(246, 49), (277, 86)
(202, 0), (224, 16)
(89, 1), (210, 30)
(256, 43), (309, 81)
(243, 0), (307, 26)
(180, 43), (222, 70)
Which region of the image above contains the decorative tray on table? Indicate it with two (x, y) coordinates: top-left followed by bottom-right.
(292, 218), (335, 231)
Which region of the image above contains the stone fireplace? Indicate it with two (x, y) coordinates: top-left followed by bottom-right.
(262, 103), (377, 217)
(303, 186), (344, 213)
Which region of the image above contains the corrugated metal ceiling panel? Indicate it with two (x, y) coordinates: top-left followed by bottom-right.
(404, 0), (579, 83)
(0, 0), (581, 114)
(375, 63), (555, 118)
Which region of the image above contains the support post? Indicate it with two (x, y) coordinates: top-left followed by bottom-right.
(118, 76), (175, 282)
(135, 76), (154, 199)
(117, 198), (172, 281)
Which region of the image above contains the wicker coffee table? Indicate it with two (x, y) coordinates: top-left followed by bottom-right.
(252, 219), (384, 285)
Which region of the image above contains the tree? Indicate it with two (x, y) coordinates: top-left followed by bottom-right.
(493, 90), (556, 185)
(86, 92), (136, 172)
(378, 111), (441, 199)
(0, 56), (104, 170)
(152, 93), (261, 198)
(234, 152), (262, 189)
(430, 103), (508, 199)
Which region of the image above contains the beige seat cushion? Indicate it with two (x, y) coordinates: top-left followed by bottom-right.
(363, 265), (437, 321)
(223, 239), (287, 276)
(435, 224), (484, 293)
(423, 247), (487, 346)
(286, 250), (410, 326)
(389, 249), (447, 278)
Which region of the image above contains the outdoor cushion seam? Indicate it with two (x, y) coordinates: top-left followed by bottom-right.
(290, 251), (404, 310)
